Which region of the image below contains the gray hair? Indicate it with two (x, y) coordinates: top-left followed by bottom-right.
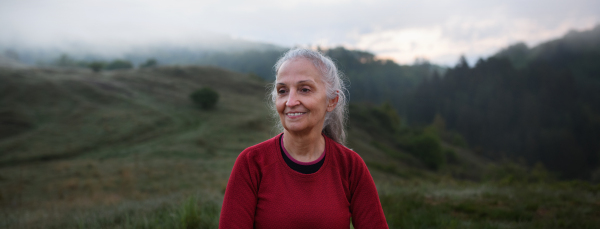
(269, 48), (348, 145)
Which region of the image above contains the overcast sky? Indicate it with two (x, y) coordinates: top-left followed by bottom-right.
(1, 0), (598, 65)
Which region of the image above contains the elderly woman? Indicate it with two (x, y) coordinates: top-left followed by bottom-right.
(219, 48), (388, 229)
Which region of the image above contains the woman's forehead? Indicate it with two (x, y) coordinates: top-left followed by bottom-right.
(276, 58), (324, 84)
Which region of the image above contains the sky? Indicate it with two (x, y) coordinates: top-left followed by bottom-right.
(1, 0), (599, 65)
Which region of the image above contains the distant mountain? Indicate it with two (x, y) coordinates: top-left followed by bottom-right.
(0, 33), (288, 68)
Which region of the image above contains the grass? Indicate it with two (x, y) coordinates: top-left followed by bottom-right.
(1, 66), (598, 228)
(0, 66), (269, 228)
(380, 181), (600, 229)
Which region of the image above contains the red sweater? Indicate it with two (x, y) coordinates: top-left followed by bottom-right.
(219, 133), (388, 229)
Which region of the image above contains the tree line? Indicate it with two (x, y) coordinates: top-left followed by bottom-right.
(404, 25), (600, 179)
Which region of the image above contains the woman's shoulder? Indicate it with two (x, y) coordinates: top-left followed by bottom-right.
(236, 134), (281, 166)
(326, 136), (367, 169)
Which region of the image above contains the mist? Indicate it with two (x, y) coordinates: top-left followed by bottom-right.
(1, 0), (599, 65)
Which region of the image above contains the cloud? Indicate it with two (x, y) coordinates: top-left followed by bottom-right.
(0, 0), (599, 64)
(350, 13), (599, 65)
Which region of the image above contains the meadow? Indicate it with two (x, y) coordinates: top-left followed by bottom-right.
(0, 66), (598, 228)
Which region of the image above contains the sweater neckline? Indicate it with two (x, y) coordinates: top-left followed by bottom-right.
(275, 133), (331, 178)
(280, 133), (326, 166)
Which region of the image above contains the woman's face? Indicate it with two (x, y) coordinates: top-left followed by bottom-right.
(275, 58), (336, 136)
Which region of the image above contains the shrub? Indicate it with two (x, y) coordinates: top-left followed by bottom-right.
(105, 59), (133, 70)
(449, 132), (468, 148)
(404, 133), (445, 170)
(445, 148), (458, 164)
(140, 58), (158, 68)
(88, 61), (105, 72)
(484, 161), (554, 184)
(190, 87), (219, 109)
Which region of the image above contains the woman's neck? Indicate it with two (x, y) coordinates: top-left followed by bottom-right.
(282, 130), (325, 163)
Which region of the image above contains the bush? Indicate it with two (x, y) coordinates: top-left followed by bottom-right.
(88, 61), (106, 72)
(484, 161), (554, 184)
(190, 87), (219, 109)
(140, 58), (158, 68)
(105, 59), (133, 70)
(449, 132), (468, 148)
(404, 133), (445, 170)
(445, 148), (458, 164)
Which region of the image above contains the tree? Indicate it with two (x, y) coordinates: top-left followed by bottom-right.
(190, 87), (219, 109)
(456, 55), (470, 69)
(140, 58), (158, 68)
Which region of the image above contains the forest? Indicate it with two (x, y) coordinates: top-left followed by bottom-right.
(405, 25), (600, 179)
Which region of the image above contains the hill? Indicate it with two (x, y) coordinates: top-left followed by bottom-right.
(1, 66), (598, 228)
(0, 66), (274, 228)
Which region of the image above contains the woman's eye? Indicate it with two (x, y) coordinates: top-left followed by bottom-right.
(277, 89), (287, 94)
(301, 88), (310, 93)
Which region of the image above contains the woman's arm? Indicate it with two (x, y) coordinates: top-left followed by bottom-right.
(349, 158), (389, 229)
(219, 151), (259, 229)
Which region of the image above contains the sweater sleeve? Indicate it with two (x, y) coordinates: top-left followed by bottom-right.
(349, 156), (389, 229)
(219, 151), (259, 229)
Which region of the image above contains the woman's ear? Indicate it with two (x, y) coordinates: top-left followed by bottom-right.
(327, 91), (339, 112)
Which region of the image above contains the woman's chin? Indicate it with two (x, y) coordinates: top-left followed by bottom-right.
(283, 122), (312, 134)
(284, 126), (306, 134)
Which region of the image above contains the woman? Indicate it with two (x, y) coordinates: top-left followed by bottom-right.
(219, 48), (388, 229)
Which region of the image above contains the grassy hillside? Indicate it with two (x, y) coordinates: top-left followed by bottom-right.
(1, 67), (598, 228)
(0, 66), (274, 228)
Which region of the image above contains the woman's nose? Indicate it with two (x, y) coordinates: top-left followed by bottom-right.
(286, 90), (300, 107)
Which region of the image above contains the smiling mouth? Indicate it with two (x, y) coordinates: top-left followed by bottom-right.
(286, 112), (306, 117)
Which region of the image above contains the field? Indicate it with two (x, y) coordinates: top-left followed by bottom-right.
(1, 67), (599, 228)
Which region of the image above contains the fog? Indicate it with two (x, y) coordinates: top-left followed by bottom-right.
(1, 0), (599, 64)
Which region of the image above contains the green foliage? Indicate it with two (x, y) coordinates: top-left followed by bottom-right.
(349, 102), (402, 134)
(445, 148), (458, 164)
(190, 87), (220, 109)
(424, 114), (468, 148)
(449, 133), (468, 148)
(68, 196), (219, 229)
(381, 193), (461, 228)
(177, 196), (219, 229)
(401, 133), (445, 170)
(484, 161), (553, 184)
(87, 61), (105, 72)
(179, 196), (202, 229)
(406, 26), (600, 178)
(140, 58), (158, 68)
(370, 141), (422, 167)
(494, 42), (530, 68)
(105, 59), (133, 70)
(381, 183), (600, 229)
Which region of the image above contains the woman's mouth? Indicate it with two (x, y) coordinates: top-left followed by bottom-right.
(286, 112), (306, 117)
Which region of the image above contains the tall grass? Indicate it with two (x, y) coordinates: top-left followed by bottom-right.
(66, 195), (219, 229)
